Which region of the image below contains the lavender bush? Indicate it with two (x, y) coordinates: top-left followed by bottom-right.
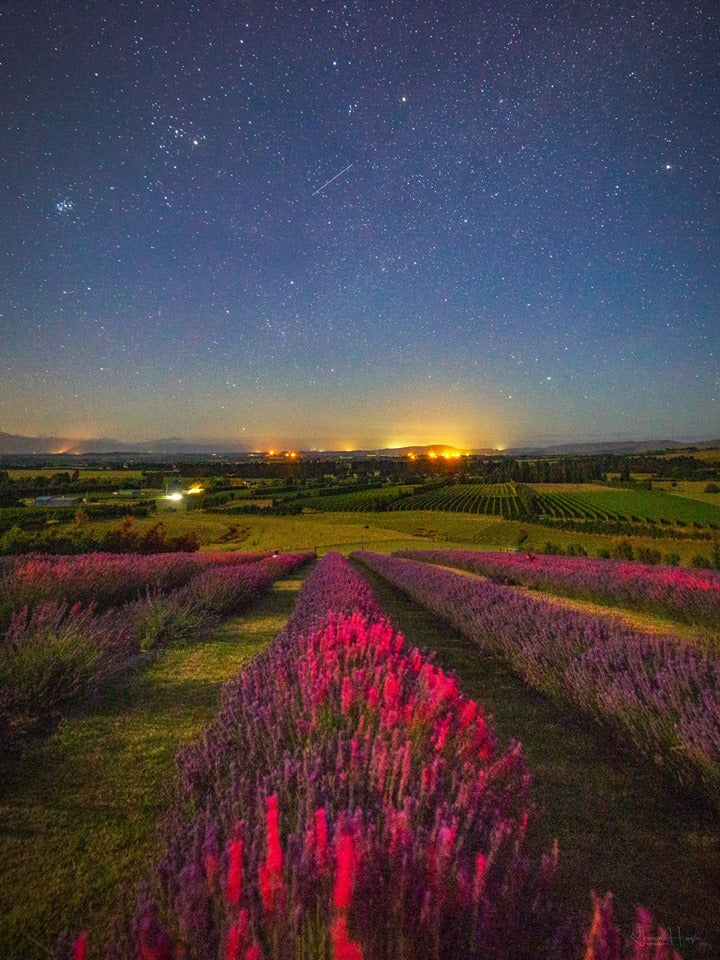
(0, 552), (311, 734)
(395, 550), (720, 629)
(0, 550), (276, 632)
(0, 600), (134, 732)
(357, 552), (720, 808)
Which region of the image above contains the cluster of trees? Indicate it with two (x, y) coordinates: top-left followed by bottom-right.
(0, 502), (154, 537)
(538, 539), (687, 566)
(603, 454), (720, 481)
(0, 470), (142, 507)
(537, 516), (715, 540)
(0, 517), (199, 556)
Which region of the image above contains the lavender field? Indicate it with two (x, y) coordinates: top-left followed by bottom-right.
(357, 552), (720, 807)
(393, 550), (720, 630)
(1, 551), (311, 737)
(3, 549), (719, 958)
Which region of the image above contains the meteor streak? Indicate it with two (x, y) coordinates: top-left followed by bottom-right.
(312, 162), (354, 195)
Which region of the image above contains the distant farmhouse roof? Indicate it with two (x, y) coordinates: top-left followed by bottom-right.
(33, 495), (80, 507)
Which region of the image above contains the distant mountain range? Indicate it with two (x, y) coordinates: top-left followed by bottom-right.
(0, 432), (249, 456)
(501, 439), (720, 456)
(0, 431), (718, 458)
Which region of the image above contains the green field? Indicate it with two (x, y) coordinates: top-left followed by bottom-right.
(289, 484), (415, 512)
(70, 509), (718, 567)
(389, 482), (523, 517)
(654, 480), (720, 505)
(6, 469), (144, 481)
(341, 480), (720, 528)
(531, 488), (720, 526)
(279, 480), (720, 528)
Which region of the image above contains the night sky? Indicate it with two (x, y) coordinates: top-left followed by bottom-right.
(1, 0), (718, 451)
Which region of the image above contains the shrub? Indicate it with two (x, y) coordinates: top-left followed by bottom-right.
(126, 591), (207, 652)
(610, 540), (634, 561)
(542, 541), (563, 555)
(565, 543), (587, 557)
(0, 602), (135, 732)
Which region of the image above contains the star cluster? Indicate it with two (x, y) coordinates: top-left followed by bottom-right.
(1, 0), (717, 448)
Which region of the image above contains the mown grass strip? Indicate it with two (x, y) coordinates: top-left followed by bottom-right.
(355, 561), (720, 959)
(0, 569), (311, 960)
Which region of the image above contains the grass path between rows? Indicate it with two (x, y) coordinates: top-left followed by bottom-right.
(356, 561), (720, 959)
(0, 569), (310, 960)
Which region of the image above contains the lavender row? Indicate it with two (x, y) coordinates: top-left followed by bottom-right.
(0, 549), (275, 633)
(357, 552), (720, 808)
(1, 553), (311, 738)
(93, 554), (674, 960)
(395, 549), (720, 629)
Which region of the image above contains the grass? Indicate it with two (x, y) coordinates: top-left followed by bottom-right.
(355, 561), (720, 957)
(658, 448), (720, 463)
(654, 480), (720, 506)
(326, 510), (718, 564)
(6, 469), (145, 481)
(76, 509), (719, 566)
(565, 488), (720, 525)
(530, 483), (613, 493)
(0, 569), (310, 959)
(85, 511), (439, 555)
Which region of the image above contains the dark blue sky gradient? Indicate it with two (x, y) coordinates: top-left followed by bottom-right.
(1, 0), (718, 449)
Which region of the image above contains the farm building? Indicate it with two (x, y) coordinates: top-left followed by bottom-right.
(33, 495), (80, 507)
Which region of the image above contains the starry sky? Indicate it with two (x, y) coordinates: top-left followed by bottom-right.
(1, 0), (718, 451)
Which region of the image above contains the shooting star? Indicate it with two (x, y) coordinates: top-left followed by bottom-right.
(312, 162), (354, 195)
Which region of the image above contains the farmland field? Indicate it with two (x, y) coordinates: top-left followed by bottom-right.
(57, 508), (720, 566)
(292, 484), (415, 511)
(357, 558), (720, 952)
(278, 479), (720, 528)
(0, 567), (310, 956)
(658, 448), (720, 463)
(654, 480), (720, 505)
(531, 487), (720, 525)
(390, 482), (524, 516)
(5, 469), (145, 481)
